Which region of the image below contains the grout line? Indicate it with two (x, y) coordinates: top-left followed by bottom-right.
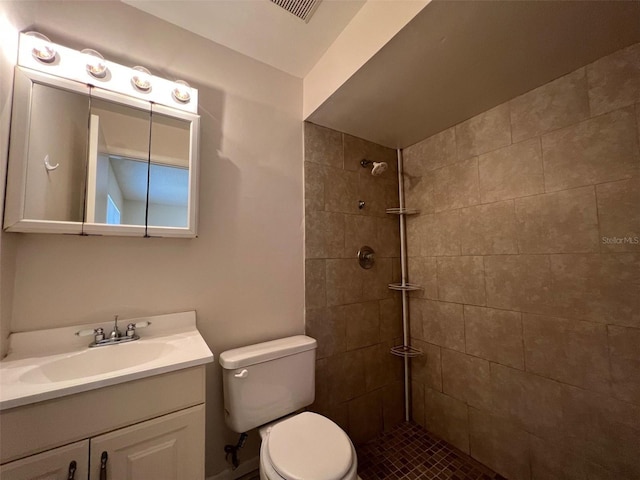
(537, 135), (547, 195)
(520, 312), (527, 372)
(507, 101), (513, 146)
(604, 324), (614, 392)
(512, 198), (522, 255)
(481, 255), (488, 314)
(462, 297), (467, 354)
(593, 183), (604, 254)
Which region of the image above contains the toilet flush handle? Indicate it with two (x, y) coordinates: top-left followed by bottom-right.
(234, 369), (249, 378)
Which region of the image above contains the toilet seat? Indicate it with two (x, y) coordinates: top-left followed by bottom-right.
(261, 412), (356, 480)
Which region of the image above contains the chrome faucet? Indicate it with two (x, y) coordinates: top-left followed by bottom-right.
(109, 315), (121, 340)
(75, 315), (152, 347)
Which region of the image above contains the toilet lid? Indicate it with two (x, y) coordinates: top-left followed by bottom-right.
(267, 412), (353, 480)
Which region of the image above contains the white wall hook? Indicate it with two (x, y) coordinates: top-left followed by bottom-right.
(44, 154), (59, 172)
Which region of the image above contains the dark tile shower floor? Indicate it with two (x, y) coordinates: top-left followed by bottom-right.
(356, 421), (506, 480)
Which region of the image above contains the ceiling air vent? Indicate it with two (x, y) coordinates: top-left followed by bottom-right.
(270, 0), (322, 23)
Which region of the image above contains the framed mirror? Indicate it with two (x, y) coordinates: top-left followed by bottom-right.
(4, 68), (90, 234)
(4, 63), (199, 237)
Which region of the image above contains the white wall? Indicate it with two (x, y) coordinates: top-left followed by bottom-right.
(0, 1), (304, 476)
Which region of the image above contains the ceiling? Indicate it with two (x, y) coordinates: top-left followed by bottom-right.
(122, 0), (639, 149)
(122, 0), (365, 78)
(307, 0), (640, 148)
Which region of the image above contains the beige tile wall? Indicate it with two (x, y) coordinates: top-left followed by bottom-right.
(404, 43), (640, 480)
(304, 122), (405, 444)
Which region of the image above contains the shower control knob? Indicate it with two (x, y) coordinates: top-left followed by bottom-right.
(358, 246), (376, 269)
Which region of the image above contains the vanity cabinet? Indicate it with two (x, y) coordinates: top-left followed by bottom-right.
(0, 406), (203, 480)
(0, 440), (89, 480)
(89, 405), (204, 480)
(0, 366), (206, 479)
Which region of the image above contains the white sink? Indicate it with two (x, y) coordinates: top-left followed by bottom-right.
(0, 311), (213, 410)
(20, 342), (176, 383)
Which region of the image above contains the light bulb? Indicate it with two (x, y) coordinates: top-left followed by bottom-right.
(25, 31), (56, 63)
(81, 49), (107, 78)
(131, 66), (152, 92)
(172, 80), (191, 103)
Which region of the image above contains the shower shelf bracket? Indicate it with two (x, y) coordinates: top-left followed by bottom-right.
(386, 207), (420, 215)
(388, 283), (423, 291)
(390, 345), (423, 358)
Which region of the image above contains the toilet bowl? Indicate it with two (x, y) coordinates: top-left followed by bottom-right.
(258, 412), (358, 480)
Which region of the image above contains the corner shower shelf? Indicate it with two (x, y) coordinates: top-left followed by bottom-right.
(386, 207), (420, 215)
(390, 345), (423, 358)
(388, 283), (423, 291)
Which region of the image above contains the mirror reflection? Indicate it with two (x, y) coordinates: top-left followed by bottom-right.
(148, 113), (191, 228)
(24, 83), (89, 222)
(85, 98), (150, 226)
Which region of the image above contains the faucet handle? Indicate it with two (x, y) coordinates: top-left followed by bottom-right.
(125, 321), (151, 338)
(75, 327), (103, 337)
(75, 327), (105, 343)
(126, 323), (136, 338)
(94, 327), (105, 343)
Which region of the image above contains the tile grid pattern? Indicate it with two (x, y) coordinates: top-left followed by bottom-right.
(404, 43), (640, 480)
(304, 124), (406, 444)
(357, 421), (504, 480)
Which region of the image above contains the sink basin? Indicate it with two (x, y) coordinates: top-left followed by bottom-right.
(20, 342), (175, 383)
(0, 311), (214, 410)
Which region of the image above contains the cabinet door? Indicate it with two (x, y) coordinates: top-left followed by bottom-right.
(0, 440), (89, 480)
(89, 405), (204, 480)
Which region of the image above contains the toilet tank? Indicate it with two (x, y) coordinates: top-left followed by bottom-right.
(219, 335), (317, 433)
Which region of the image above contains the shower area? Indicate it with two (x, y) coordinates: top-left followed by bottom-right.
(304, 39), (640, 480)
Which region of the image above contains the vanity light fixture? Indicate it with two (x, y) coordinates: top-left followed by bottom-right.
(16, 32), (197, 114)
(172, 80), (191, 103)
(131, 66), (152, 92)
(25, 31), (56, 63)
(81, 48), (108, 78)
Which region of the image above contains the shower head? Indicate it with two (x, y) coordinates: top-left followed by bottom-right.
(371, 162), (388, 176)
(360, 159), (389, 176)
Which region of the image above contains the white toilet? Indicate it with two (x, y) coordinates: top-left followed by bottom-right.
(220, 335), (360, 480)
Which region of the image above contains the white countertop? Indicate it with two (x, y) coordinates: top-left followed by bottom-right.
(0, 311), (213, 410)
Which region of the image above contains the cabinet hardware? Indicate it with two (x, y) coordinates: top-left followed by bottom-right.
(67, 460), (76, 480)
(100, 451), (108, 480)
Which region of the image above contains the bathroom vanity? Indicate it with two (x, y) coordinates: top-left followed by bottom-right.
(0, 311), (213, 479)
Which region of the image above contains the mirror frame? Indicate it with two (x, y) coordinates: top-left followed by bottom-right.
(4, 68), (200, 238)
